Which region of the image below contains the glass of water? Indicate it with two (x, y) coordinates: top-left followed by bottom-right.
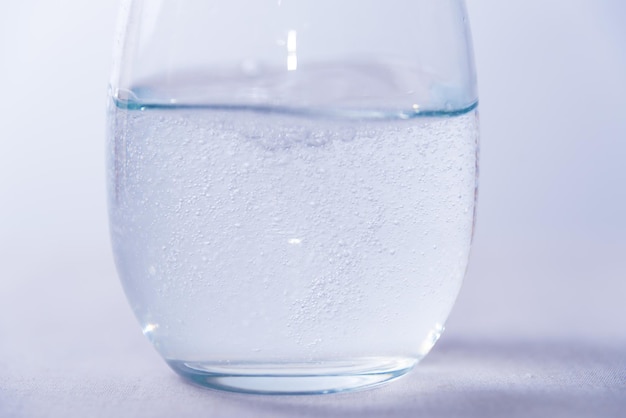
(107, 0), (478, 394)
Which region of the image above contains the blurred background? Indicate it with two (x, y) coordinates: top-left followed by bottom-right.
(0, 0), (625, 373)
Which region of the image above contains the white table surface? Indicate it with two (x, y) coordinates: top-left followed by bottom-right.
(2, 339), (624, 418)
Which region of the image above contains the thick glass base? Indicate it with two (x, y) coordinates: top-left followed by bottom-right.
(167, 357), (418, 395)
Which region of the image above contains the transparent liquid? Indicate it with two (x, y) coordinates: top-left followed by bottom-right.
(107, 100), (478, 393)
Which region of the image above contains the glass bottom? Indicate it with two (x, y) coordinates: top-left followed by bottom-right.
(167, 357), (419, 395)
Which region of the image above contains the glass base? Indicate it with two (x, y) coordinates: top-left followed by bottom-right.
(167, 357), (418, 395)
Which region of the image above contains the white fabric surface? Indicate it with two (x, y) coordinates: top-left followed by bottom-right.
(1, 337), (624, 417)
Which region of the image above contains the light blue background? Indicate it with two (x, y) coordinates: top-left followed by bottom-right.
(0, 1), (624, 416)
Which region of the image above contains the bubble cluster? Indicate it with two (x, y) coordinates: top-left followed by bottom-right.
(106, 105), (478, 360)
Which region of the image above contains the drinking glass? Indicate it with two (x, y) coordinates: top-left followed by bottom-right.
(107, 0), (478, 394)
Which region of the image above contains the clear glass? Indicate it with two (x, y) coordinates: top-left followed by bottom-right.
(107, 0), (478, 394)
